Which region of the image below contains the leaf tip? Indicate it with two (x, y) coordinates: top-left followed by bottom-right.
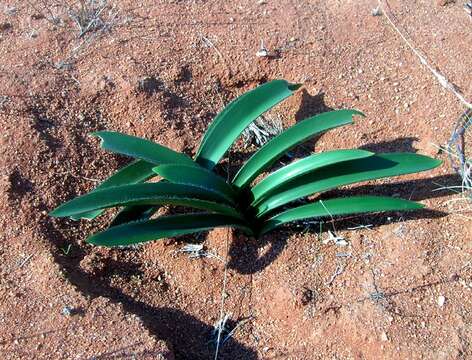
(433, 158), (443, 168)
(352, 109), (366, 118)
(416, 202), (426, 209)
(288, 83), (302, 91)
(48, 208), (61, 217)
(86, 233), (106, 246)
(89, 131), (103, 138)
(151, 165), (162, 175)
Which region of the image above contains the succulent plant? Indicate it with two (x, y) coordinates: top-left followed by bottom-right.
(50, 80), (441, 246)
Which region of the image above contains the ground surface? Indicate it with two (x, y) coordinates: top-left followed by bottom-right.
(0, 0), (471, 359)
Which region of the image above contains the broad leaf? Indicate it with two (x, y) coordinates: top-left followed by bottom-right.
(254, 153), (442, 217)
(88, 213), (253, 247)
(195, 80), (301, 169)
(153, 164), (236, 204)
(50, 183), (243, 219)
(232, 110), (363, 189)
(109, 205), (159, 227)
(84, 131), (198, 223)
(259, 196), (423, 235)
(71, 159), (155, 220)
(92, 131), (196, 166)
(251, 149), (374, 205)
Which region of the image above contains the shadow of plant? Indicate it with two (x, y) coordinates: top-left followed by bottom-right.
(226, 173), (457, 275)
(40, 214), (258, 360)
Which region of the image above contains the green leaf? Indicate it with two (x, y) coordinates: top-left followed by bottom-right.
(109, 205), (159, 227)
(87, 213), (253, 247)
(92, 131), (196, 166)
(50, 183), (243, 219)
(153, 164), (237, 204)
(80, 131), (198, 222)
(259, 196), (424, 235)
(250, 149), (374, 205)
(195, 80), (301, 169)
(254, 153), (442, 217)
(71, 160), (155, 220)
(232, 109), (363, 189)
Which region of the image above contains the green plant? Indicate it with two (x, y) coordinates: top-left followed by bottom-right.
(50, 80), (442, 246)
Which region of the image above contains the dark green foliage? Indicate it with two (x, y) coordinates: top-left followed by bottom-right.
(50, 80), (442, 246)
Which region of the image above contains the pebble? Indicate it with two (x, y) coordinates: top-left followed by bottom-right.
(437, 0), (453, 6)
(380, 332), (388, 341)
(372, 7), (382, 16)
(61, 306), (75, 316)
(437, 295), (446, 307)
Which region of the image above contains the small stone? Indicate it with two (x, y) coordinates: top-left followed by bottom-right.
(380, 332), (389, 342)
(437, 0), (454, 6)
(256, 48), (269, 58)
(437, 295), (446, 307)
(372, 6), (382, 16)
(61, 306), (75, 316)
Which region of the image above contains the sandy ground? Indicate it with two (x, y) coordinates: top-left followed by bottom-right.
(0, 0), (471, 359)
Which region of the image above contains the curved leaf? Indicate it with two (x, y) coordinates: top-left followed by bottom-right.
(92, 131), (196, 166)
(153, 164), (236, 204)
(85, 131), (198, 223)
(232, 109), (363, 189)
(195, 80), (301, 169)
(50, 183), (243, 219)
(254, 153), (442, 217)
(71, 159), (155, 220)
(87, 213), (253, 247)
(259, 196), (423, 235)
(109, 205), (159, 227)
(250, 149), (374, 205)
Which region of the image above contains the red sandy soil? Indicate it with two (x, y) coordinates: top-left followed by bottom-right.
(1, 0), (471, 359)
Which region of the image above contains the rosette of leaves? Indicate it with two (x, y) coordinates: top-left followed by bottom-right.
(50, 80), (442, 246)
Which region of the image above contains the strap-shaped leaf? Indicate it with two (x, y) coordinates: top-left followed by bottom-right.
(232, 110), (363, 189)
(254, 153), (442, 217)
(71, 159), (155, 220)
(87, 213), (253, 247)
(82, 131), (198, 222)
(153, 164), (237, 204)
(109, 205), (159, 227)
(50, 183), (243, 219)
(195, 80), (301, 169)
(92, 131), (196, 166)
(250, 149), (374, 205)
(259, 196), (423, 235)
